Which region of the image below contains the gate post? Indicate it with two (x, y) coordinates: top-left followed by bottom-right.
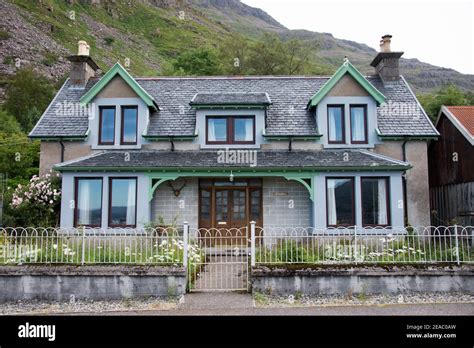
(454, 224), (460, 265)
(183, 221), (189, 268)
(250, 221), (256, 267)
(81, 227), (86, 265)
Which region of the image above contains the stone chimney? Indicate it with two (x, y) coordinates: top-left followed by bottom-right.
(370, 35), (404, 84)
(67, 40), (100, 87)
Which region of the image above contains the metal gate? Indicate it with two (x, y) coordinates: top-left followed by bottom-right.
(185, 226), (250, 292)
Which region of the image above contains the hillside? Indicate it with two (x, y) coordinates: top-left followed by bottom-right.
(0, 0), (472, 97)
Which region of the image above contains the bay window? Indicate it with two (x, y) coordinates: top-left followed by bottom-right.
(206, 116), (255, 144)
(109, 178), (137, 227)
(326, 177), (355, 227)
(121, 106), (138, 145)
(361, 177), (390, 226)
(350, 105), (367, 144)
(74, 178), (103, 227)
(327, 105), (345, 144)
(99, 106), (116, 145)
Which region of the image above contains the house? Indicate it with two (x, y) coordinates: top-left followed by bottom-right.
(29, 36), (438, 232)
(429, 106), (474, 226)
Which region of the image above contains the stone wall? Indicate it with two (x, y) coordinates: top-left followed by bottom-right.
(151, 177), (199, 230)
(251, 265), (474, 295)
(0, 266), (185, 301)
(263, 177), (311, 228)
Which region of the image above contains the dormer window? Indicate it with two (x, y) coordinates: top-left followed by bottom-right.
(99, 106), (116, 145)
(327, 105), (345, 144)
(121, 106), (138, 145)
(350, 105), (368, 144)
(206, 116), (255, 145)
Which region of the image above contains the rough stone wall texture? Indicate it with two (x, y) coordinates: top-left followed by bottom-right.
(0, 266), (186, 300)
(262, 177), (311, 229)
(152, 177), (199, 230)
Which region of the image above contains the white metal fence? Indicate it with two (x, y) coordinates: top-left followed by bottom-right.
(253, 225), (474, 265)
(0, 227), (186, 265)
(1, 225), (473, 266)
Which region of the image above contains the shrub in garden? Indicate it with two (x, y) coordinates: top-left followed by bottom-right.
(9, 171), (61, 227)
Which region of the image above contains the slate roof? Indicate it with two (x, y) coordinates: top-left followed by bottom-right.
(55, 150), (410, 171)
(190, 92), (271, 106)
(29, 75), (438, 138)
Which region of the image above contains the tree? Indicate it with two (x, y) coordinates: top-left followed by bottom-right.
(418, 84), (470, 121)
(0, 109), (39, 180)
(172, 47), (222, 75)
(218, 34), (251, 75)
(247, 33), (287, 75)
(3, 68), (55, 132)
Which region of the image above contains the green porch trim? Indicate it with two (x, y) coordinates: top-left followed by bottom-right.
(377, 134), (439, 141)
(145, 171), (316, 202)
(28, 135), (88, 141)
(80, 62), (158, 111)
(307, 60), (386, 108)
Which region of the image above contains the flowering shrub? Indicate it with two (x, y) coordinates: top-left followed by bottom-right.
(9, 171), (61, 226)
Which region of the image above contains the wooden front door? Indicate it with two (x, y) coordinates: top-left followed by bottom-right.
(215, 188), (247, 229)
(198, 179), (263, 245)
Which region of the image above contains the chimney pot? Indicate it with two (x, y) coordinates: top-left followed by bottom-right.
(78, 40), (90, 56)
(380, 34), (392, 53)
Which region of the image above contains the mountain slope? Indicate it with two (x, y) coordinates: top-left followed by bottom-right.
(0, 0), (472, 96)
(193, 1), (474, 93)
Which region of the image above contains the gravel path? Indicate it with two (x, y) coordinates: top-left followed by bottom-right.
(0, 297), (179, 315)
(0, 292), (472, 315)
(254, 292), (474, 308)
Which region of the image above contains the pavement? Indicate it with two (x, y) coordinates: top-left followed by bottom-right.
(63, 293), (474, 316)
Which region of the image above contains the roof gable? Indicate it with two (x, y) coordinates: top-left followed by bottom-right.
(307, 60), (385, 108)
(80, 63), (158, 110)
(437, 105), (474, 145)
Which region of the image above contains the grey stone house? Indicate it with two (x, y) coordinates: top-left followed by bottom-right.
(29, 36), (438, 232)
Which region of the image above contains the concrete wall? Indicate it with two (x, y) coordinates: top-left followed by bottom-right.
(151, 177), (199, 230)
(0, 266), (185, 301)
(251, 266), (474, 295)
(263, 178), (312, 228)
(39, 141), (92, 175)
(374, 140), (431, 226)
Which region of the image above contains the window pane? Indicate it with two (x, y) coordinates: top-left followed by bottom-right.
(207, 118), (227, 142)
(110, 178), (136, 226)
(76, 179), (102, 226)
(250, 189), (261, 220)
(362, 178), (389, 225)
(351, 106), (366, 142)
(328, 107), (343, 142)
(327, 178), (354, 226)
(200, 190), (211, 220)
(234, 118), (254, 142)
(100, 108), (115, 144)
(122, 107), (137, 144)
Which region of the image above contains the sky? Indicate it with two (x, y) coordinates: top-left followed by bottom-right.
(241, 0), (474, 75)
